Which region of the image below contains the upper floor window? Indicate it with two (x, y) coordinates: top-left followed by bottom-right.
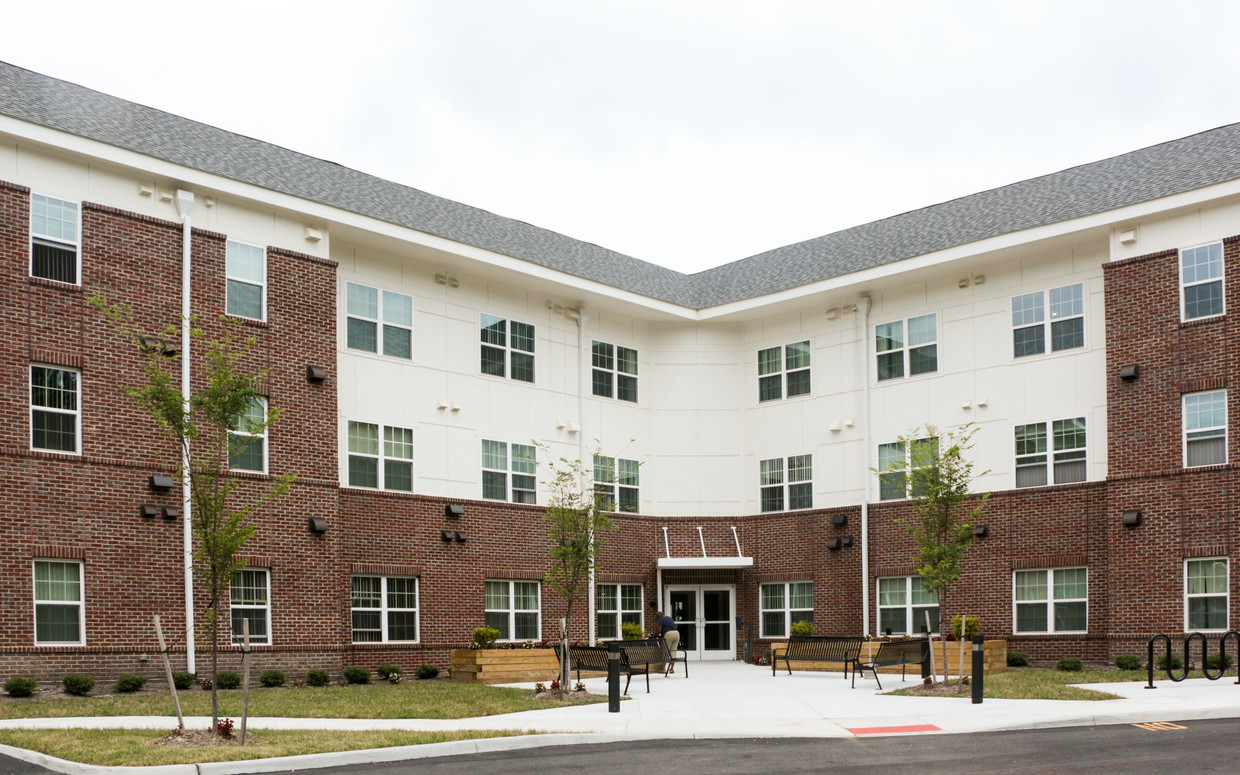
(347, 421), (413, 491)
(760, 581), (813, 638)
(228, 397), (267, 473)
(31, 365), (79, 454)
(351, 575), (419, 643)
(594, 455), (639, 512)
(1184, 390), (1226, 467)
(1014, 418), (1086, 488)
(877, 576), (938, 635)
(346, 283), (412, 359)
(1014, 567), (1087, 633)
(876, 314), (937, 381)
(596, 583), (643, 640)
(485, 580), (540, 641)
(1181, 242), (1224, 321)
(34, 559), (83, 645)
(30, 194), (79, 284)
(482, 440), (536, 504)
(481, 314), (534, 382)
(1012, 283), (1084, 358)
(1186, 558), (1228, 631)
(225, 240), (266, 321)
(758, 341), (811, 401)
(760, 455), (812, 512)
(230, 568), (270, 645)
(877, 437), (937, 501)
(592, 341), (638, 402)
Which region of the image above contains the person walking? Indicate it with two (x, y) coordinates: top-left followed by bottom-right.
(654, 611), (680, 673)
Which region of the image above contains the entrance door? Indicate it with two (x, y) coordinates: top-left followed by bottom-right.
(666, 585), (735, 660)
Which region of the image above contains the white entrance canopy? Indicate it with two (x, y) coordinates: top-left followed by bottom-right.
(657, 557), (754, 569)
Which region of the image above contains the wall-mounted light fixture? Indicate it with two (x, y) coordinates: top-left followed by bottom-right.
(831, 514), (848, 527)
(841, 536), (854, 547)
(1120, 364), (1140, 381)
(139, 336), (178, 357)
(440, 530), (454, 542)
(453, 531), (467, 543)
(307, 517), (328, 533)
(161, 506), (180, 520)
(1122, 510), (1143, 527)
(826, 537), (843, 551)
(139, 504), (158, 519)
(974, 524), (989, 538)
(445, 504), (464, 519)
(305, 365), (327, 383)
(149, 474), (175, 491)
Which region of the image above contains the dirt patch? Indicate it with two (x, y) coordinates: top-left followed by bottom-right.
(155, 728), (265, 747)
(529, 689), (598, 702)
(896, 679), (973, 697)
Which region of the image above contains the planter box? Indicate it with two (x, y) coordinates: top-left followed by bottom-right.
(450, 648), (560, 684)
(768, 640), (1007, 676)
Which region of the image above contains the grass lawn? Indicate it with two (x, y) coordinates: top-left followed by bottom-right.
(888, 667), (1226, 701)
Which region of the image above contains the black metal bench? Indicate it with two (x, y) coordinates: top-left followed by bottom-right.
(555, 643), (651, 694)
(855, 639), (927, 689)
(652, 636), (688, 678)
(773, 636), (864, 681)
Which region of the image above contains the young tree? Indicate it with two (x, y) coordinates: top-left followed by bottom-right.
(93, 298), (292, 731)
(886, 423), (988, 685)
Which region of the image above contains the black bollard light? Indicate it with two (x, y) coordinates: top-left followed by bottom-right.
(971, 635), (984, 704)
(608, 640), (620, 713)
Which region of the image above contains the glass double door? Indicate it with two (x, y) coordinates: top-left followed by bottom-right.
(666, 585), (734, 660)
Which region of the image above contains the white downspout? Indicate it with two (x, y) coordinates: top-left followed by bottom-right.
(174, 189), (196, 675)
(574, 307), (595, 644)
(856, 295), (872, 637)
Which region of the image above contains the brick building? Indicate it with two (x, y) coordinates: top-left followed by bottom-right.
(2, 60), (1239, 680)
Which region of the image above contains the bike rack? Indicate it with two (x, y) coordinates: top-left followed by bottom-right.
(1146, 631), (1240, 688)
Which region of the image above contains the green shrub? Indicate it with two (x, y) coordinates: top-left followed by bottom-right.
(1155, 653), (1184, 671)
(172, 671), (195, 690)
(62, 674), (95, 696)
(951, 615), (980, 638)
(1115, 654), (1141, 671)
(259, 669), (286, 688)
(416, 663), (440, 680)
(1007, 651), (1029, 667)
(472, 627), (500, 650)
(377, 664), (403, 681)
(305, 669), (331, 687)
(1056, 657), (1083, 672)
(343, 666), (370, 685)
(114, 674), (148, 693)
(216, 671), (242, 690)
(4, 676), (37, 698)
(621, 622), (646, 640)
(1206, 652), (1233, 672)
(790, 621), (815, 638)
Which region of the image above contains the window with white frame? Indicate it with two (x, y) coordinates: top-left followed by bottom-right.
(230, 568), (270, 645)
(596, 583), (643, 639)
(225, 240), (266, 321)
(228, 397), (267, 473)
(758, 341), (811, 401)
(1014, 418), (1087, 488)
(876, 314), (937, 381)
(760, 581), (813, 638)
(877, 576), (939, 635)
(1012, 283), (1084, 358)
(1013, 567), (1087, 633)
(481, 440), (536, 504)
(480, 314), (535, 382)
(594, 455), (639, 512)
(1180, 242), (1224, 321)
(351, 576), (419, 643)
(345, 283), (412, 359)
(877, 437), (937, 501)
(346, 421), (413, 491)
(1186, 558), (1228, 631)
(592, 341), (638, 402)
(30, 365), (79, 454)
(760, 455), (812, 512)
(485, 580), (540, 641)
(30, 194), (79, 284)
(1183, 390), (1227, 467)
(33, 560), (83, 645)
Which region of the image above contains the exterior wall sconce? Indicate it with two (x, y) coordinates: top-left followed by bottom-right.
(1122, 510), (1143, 527)
(454, 531), (467, 543)
(831, 514), (848, 526)
(974, 524), (989, 538)
(139, 504), (158, 519)
(307, 517), (328, 533)
(306, 365), (327, 383)
(841, 536), (854, 547)
(445, 504), (464, 519)
(1120, 364), (1140, 381)
(139, 336), (178, 357)
(826, 537), (843, 551)
(161, 506), (180, 520)
(440, 530), (454, 542)
(149, 474), (175, 491)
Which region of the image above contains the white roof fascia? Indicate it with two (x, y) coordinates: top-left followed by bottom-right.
(656, 557), (754, 569)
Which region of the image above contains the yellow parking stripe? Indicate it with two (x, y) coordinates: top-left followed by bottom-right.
(1132, 722), (1188, 731)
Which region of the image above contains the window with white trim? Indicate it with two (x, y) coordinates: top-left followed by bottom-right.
(877, 437), (937, 501)
(351, 576), (419, 643)
(1180, 242), (1224, 321)
(876, 314), (937, 381)
(1013, 567), (1087, 633)
(760, 455), (812, 512)
(1186, 558), (1228, 631)
(481, 314), (535, 382)
(482, 440), (536, 504)
(758, 341), (811, 401)
(30, 194), (79, 284)
(1014, 418), (1086, 488)
(592, 341), (638, 402)
(485, 580), (540, 641)
(228, 397), (267, 473)
(31, 365), (79, 454)
(1012, 283), (1084, 358)
(345, 283), (412, 359)
(34, 560), (83, 645)
(225, 240), (266, 321)
(347, 421), (413, 491)
(596, 583), (643, 639)
(594, 455), (639, 512)
(1183, 390), (1227, 467)
(230, 568), (270, 645)
(760, 581), (813, 638)
(877, 576), (939, 635)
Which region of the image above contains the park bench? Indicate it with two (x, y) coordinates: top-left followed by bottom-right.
(854, 638), (927, 689)
(773, 636), (864, 681)
(621, 637), (688, 679)
(556, 643), (651, 693)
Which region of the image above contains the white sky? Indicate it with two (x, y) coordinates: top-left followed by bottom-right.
(3, 0), (1240, 273)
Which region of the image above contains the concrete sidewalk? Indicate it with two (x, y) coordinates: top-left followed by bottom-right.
(4, 662), (1240, 774)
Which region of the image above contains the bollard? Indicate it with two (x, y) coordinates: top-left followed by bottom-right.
(607, 640), (620, 713)
(971, 635), (984, 704)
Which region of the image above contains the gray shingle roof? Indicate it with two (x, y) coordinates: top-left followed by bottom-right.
(4, 60), (1240, 310)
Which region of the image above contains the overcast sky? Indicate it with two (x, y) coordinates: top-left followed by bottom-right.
(3, 1), (1240, 273)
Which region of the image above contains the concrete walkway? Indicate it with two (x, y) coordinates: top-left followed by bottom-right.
(4, 662), (1240, 774)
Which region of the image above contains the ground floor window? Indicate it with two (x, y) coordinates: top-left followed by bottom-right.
(1013, 567), (1087, 633)
(1186, 558), (1228, 631)
(230, 568), (270, 645)
(485, 580), (540, 641)
(760, 581), (813, 638)
(351, 576), (419, 643)
(596, 583), (643, 639)
(877, 576), (938, 635)
(34, 559), (83, 645)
